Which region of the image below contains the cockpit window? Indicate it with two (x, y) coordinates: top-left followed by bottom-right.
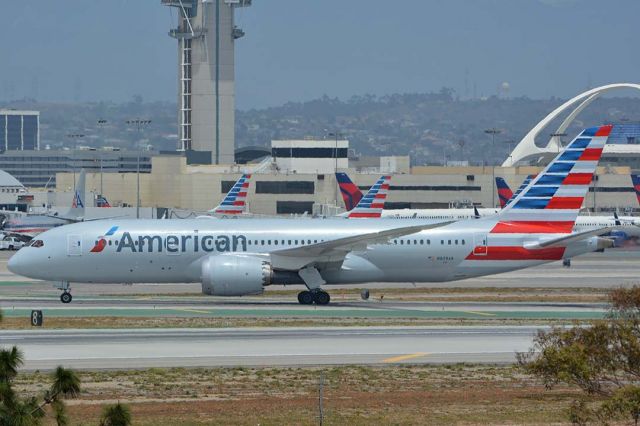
(31, 240), (44, 248)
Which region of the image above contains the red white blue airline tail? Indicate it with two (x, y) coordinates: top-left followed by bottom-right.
(632, 174), (640, 206)
(494, 125), (612, 234)
(348, 175), (391, 218)
(212, 174), (251, 216)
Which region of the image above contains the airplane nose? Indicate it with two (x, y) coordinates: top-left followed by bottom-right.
(7, 251), (25, 275)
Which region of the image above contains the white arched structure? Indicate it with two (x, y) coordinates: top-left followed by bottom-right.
(502, 83), (640, 166)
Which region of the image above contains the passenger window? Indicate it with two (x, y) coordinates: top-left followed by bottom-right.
(268, 240), (271, 245)
(455, 239), (458, 245)
(414, 240), (417, 245)
(275, 240), (279, 245)
(308, 240), (312, 244)
(261, 240), (265, 245)
(427, 239), (430, 245)
(295, 240), (298, 244)
(441, 240), (444, 245)
(288, 240), (291, 245)
(462, 239), (465, 245)
(448, 240), (451, 245)
(400, 240), (404, 245)
(420, 239), (423, 245)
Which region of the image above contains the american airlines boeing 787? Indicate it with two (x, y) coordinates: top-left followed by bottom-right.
(9, 126), (615, 304)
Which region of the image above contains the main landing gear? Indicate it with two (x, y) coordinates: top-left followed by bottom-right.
(297, 290), (331, 306)
(56, 281), (72, 304)
(563, 258), (572, 268)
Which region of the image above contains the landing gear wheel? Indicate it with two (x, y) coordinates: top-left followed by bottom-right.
(60, 292), (72, 304)
(297, 291), (314, 305)
(563, 258), (571, 268)
(313, 291), (330, 306)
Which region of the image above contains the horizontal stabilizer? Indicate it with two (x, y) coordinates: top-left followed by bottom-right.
(526, 227), (611, 249)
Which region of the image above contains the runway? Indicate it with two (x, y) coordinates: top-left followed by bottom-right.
(0, 297), (605, 320)
(0, 326), (542, 370)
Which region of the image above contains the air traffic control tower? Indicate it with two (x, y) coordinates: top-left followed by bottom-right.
(163, 0), (251, 164)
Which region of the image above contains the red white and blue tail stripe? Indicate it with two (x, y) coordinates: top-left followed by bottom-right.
(348, 175), (391, 218)
(212, 174), (251, 216)
(494, 125), (612, 234)
(632, 174), (640, 206)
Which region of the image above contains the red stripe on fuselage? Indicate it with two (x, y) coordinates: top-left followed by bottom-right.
(465, 246), (566, 261)
(491, 221), (574, 234)
(215, 209), (243, 214)
(348, 212), (381, 218)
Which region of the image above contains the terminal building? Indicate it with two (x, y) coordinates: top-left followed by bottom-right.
(0, 110), (39, 151)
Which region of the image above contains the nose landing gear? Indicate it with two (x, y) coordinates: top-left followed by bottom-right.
(55, 281), (73, 304)
(60, 292), (72, 304)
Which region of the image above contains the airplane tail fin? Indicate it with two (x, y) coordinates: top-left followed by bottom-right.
(336, 172), (364, 211)
(348, 175), (391, 218)
(495, 125), (612, 233)
(96, 195), (111, 208)
(211, 174), (251, 216)
(632, 174), (640, 206)
(68, 169), (86, 218)
(495, 177), (513, 208)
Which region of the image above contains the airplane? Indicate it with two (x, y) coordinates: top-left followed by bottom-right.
(1, 170), (87, 238)
(633, 174), (640, 206)
(208, 174), (251, 217)
(344, 175), (391, 218)
(495, 177), (513, 208)
(9, 125), (616, 304)
(336, 172), (497, 219)
(96, 195), (111, 208)
(496, 174), (640, 250)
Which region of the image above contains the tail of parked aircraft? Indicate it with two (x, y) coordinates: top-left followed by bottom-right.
(495, 177), (513, 208)
(68, 169), (86, 219)
(211, 174), (251, 216)
(348, 175), (391, 218)
(336, 172), (364, 211)
(632, 174), (640, 206)
(495, 125), (612, 233)
(96, 195), (111, 208)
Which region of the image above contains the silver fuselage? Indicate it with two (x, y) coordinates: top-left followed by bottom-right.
(9, 217), (602, 286)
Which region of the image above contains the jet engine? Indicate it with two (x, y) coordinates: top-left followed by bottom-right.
(201, 254), (272, 296)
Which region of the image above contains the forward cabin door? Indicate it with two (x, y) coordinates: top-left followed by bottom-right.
(67, 234), (82, 256)
(473, 233), (488, 256)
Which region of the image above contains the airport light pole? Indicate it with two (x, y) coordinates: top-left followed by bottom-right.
(97, 119), (108, 197)
(126, 119), (152, 218)
(484, 128), (501, 208)
(66, 133), (85, 191)
(327, 131), (344, 208)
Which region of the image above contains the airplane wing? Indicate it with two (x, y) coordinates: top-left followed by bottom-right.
(269, 221), (454, 270)
(527, 227), (612, 249)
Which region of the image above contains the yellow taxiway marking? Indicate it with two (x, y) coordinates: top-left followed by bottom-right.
(174, 308), (211, 314)
(383, 352), (429, 363)
(461, 310), (496, 317)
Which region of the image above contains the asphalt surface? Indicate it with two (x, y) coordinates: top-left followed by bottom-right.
(0, 326), (542, 370)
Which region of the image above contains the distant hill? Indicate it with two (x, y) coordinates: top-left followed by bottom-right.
(4, 90), (640, 165)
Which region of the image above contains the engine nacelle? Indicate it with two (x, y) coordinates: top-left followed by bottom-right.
(201, 254), (272, 296)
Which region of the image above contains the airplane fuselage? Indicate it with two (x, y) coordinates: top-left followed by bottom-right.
(10, 218), (604, 285)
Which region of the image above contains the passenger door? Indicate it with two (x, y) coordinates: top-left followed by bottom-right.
(67, 235), (82, 256)
(473, 233), (488, 256)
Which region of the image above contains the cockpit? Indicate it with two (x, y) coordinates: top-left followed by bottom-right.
(27, 240), (44, 248)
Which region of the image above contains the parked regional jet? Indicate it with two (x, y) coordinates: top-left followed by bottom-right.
(9, 126), (616, 304)
(1, 170), (87, 238)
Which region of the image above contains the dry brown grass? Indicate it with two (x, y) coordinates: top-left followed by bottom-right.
(12, 365), (589, 425)
(0, 315), (588, 330)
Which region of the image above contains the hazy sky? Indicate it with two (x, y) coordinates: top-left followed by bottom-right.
(2, 0), (639, 109)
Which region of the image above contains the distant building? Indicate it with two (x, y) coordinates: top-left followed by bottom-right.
(0, 110), (39, 151)
(0, 148), (155, 187)
(271, 139), (349, 174)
